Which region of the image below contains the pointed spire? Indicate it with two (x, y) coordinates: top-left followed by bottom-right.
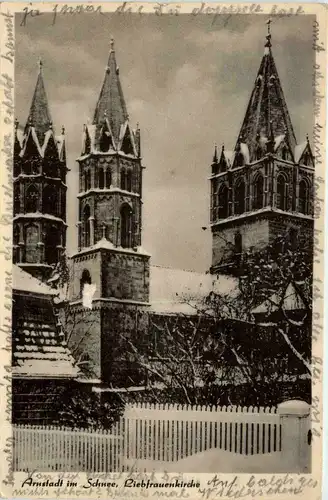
(14, 119), (21, 158)
(265, 19), (272, 51)
(93, 38), (129, 143)
(235, 23), (296, 162)
(135, 122), (141, 157)
(212, 144), (217, 163)
(25, 59), (52, 142)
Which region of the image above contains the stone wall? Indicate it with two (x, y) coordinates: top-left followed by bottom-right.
(65, 305), (101, 379)
(101, 251), (150, 302)
(12, 378), (75, 425)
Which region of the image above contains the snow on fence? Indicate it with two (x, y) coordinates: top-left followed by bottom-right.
(13, 403), (281, 472)
(13, 423), (124, 472)
(123, 403), (281, 464)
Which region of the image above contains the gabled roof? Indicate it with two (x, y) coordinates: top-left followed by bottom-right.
(251, 282), (306, 315)
(13, 264), (57, 296)
(12, 265), (79, 379)
(93, 39), (129, 144)
(236, 31), (296, 162)
(12, 292), (79, 379)
(20, 62), (66, 162)
(25, 61), (52, 143)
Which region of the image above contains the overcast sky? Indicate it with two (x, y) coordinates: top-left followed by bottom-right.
(15, 13), (314, 272)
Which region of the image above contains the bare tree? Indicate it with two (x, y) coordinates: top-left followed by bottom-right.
(121, 230), (312, 406)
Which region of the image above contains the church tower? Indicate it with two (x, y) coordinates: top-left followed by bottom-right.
(69, 40), (150, 387)
(13, 61), (67, 282)
(210, 26), (314, 274)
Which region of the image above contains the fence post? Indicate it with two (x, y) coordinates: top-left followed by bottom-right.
(277, 400), (311, 473)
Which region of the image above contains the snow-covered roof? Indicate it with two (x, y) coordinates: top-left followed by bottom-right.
(251, 283), (306, 315)
(16, 129), (24, 147)
(13, 358), (79, 378)
(13, 270), (79, 379)
(70, 237), (151, 258)
(13, 212), (66, 224)
(240, 143), (250, 164)
(294, 142), (307, 163)
(274, 134), (285, 151)
(19, 127), (43, 158)
(224, 150), (235, 167)
(149, 266), (238, 314)
(13, 264), (57, 296)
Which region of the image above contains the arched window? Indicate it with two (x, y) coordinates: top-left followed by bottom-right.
(126, 170), (132, 192)
(25, 225), (38, 263)
(44, 226), (60, 265)
(253, 175), (264, 210)
(234, 232), (242, 265)
(303, 152), (311, 166)
(25, 185), (38, 213)
(234, 179), (245, 215)
(98, 168), (104, 189)
(13, 226), (20, 263)
(276, 175), (287, 211)
(14, 184), (20, 214)
(99, 129), (112, 152)
(84, 170), (91, 191)
(105, 169), (111, 188)
(120, 204), (133, 248)
(281, 146), (289, 161)
(13, 225), (20, 245)
(288, 227), (299, 250)
(80, 269), (91, 297)
(121, 168), (126, 190)
(14, 159), (21, 178)
(83, 205), (91, 247)
(256, 146), (263, 160)
(299, 179), (309, 215)
(218, 184), (229, 219)
(234, 151), (244, 168)
(43, 185), (58, 216)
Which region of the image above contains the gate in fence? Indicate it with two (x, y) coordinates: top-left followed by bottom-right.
(13, 399), (311, 473)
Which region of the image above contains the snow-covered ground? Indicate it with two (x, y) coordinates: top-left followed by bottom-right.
(124, 449), (287, 474)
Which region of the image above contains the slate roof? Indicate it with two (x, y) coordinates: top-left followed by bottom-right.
(81, 39), (138, 157)
(25, 61), (52, 142)
(17, 62), (66, 161)
(235, 32), (297, 162)
(93, 39), (128, 142)
(12, 265), (78, 379)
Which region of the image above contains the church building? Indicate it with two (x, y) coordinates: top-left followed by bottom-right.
(67, 39), (151, 387)
(13, 61), (67, 283)
(13, 27), (313, 404)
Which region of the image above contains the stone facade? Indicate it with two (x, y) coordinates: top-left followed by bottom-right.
(13, 63), (67, 283)
(68, 40), (150, 387)
(209, 33), (314, 274)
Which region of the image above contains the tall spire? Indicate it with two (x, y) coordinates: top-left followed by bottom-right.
(93, 38), (129, 142)
(235, 22), (297, 161)
(25, 59), (52, 141)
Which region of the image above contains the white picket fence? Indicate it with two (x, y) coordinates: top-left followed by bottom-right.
(122, 403), (281, 465)
(13, 424), (124, 472)
(14, 401), (306, 473)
